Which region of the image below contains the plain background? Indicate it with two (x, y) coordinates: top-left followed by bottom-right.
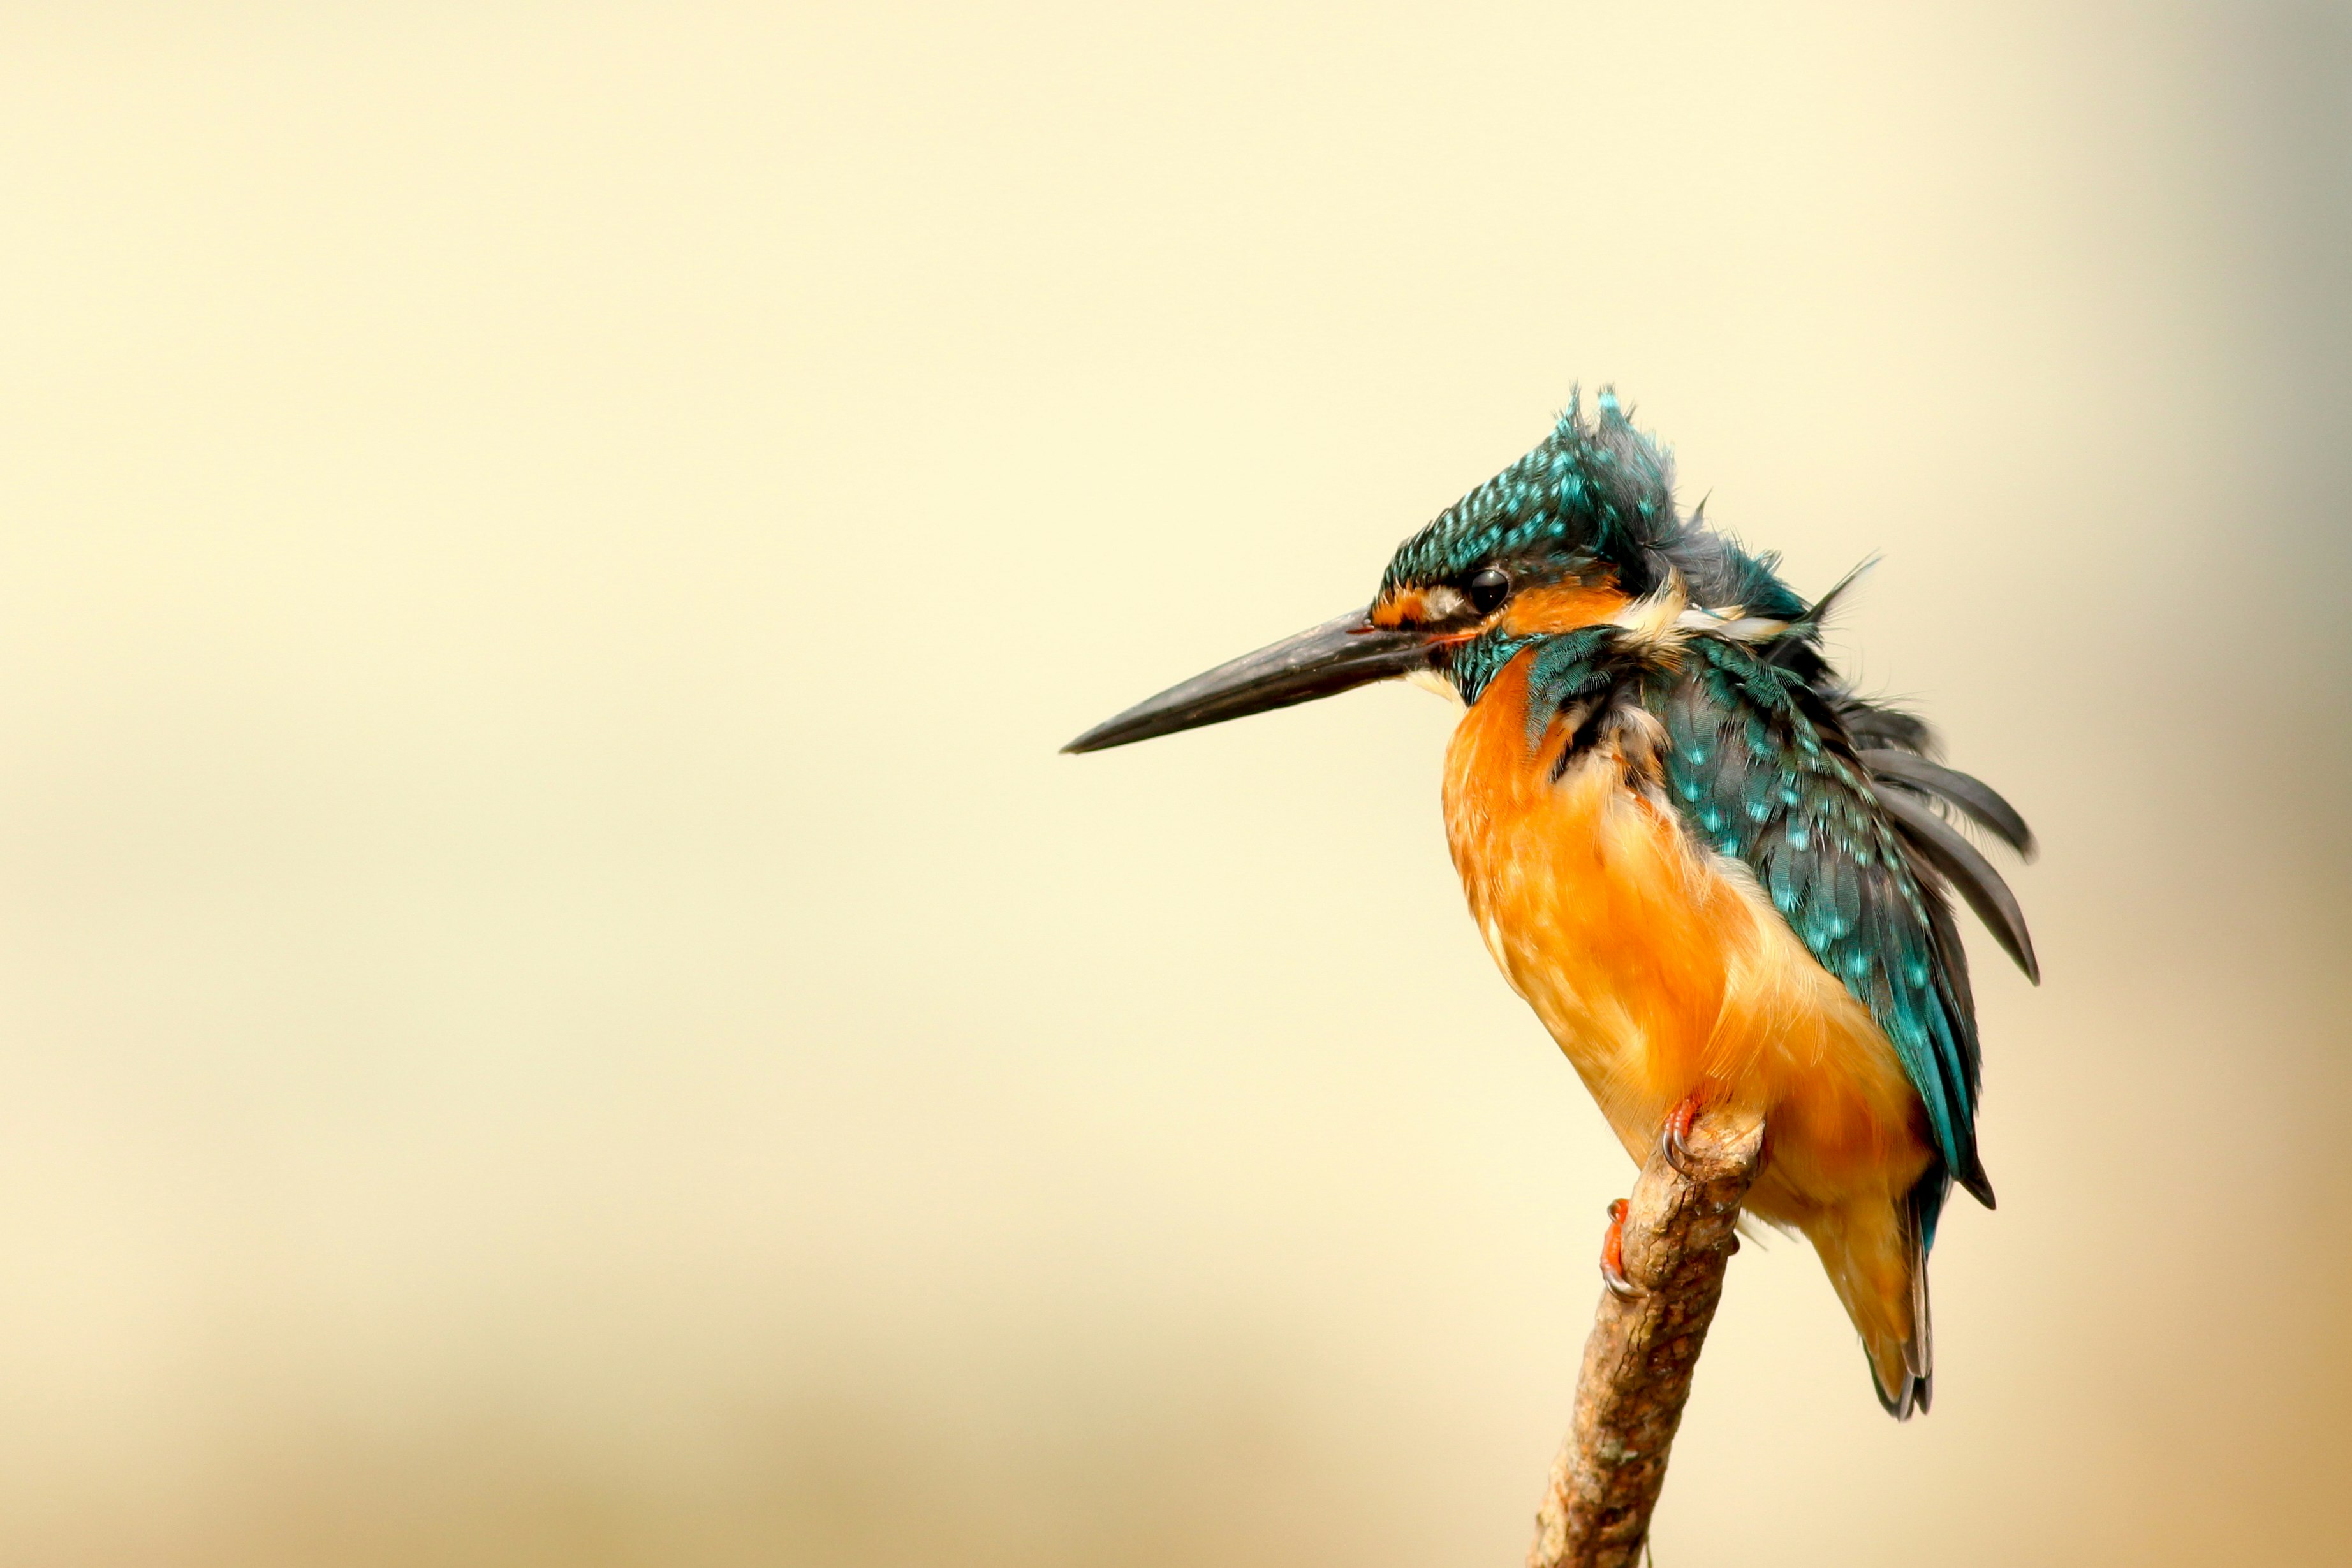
(1, 4), (2347, 1564)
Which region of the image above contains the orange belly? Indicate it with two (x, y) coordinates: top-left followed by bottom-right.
(1441, 651), (1935, 1378)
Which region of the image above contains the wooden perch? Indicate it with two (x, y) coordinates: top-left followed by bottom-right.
(1528, 1108), (1767, 1568)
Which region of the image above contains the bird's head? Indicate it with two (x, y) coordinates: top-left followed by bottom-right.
(1064, 390), (1704, 753)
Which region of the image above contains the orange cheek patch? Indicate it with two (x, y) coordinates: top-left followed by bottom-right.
(1370, 589), (1429, 629)
(1502, 582), (1630, 636)
(1379, 576), (1627, 639)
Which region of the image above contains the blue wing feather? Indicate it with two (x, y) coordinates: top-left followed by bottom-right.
(1510, 624), (2003, 1224)
(1652, 636), (1993, 1216)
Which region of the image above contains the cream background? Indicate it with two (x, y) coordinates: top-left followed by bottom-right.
(0, 4), (2346, 1564)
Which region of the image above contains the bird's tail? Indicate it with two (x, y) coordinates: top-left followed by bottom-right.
(1807, 1187), (1934, 1419)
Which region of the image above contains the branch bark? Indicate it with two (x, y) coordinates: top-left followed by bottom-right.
(1527, 1108), (1767, 1568)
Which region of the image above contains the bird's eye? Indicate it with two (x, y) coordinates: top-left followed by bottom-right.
(1467, 568), (1510, 615)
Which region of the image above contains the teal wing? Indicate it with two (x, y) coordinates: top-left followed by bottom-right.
(1651, 636), (1997, 1219)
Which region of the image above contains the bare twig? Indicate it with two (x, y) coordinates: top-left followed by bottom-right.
(1527, 1108), (1767, 1568)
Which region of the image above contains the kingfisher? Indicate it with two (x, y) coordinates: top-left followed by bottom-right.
(1064, 392), (2038, 1418)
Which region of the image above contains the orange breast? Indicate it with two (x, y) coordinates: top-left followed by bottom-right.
(1440, 650), (1933, 1226)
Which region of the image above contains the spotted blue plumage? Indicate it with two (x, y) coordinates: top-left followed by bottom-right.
(1455, 618), (1994, 1250)
(1380, 389), (1691, 601)
(1653, 636), (1992, 1238)
(1388, 392), (1816, 678)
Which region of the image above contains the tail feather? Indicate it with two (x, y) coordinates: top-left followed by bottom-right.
(1869, 1363), (1923, 1420)
(1811, 1189), (1935, 1422)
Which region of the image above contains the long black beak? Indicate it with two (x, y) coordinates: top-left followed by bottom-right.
(1062, 606), (1431, 754)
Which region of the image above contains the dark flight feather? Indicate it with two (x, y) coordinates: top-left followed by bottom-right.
(1832, 694), (1936, 756)
(1861, 749), (2037, 860)
(1876, 788), (2041, 985)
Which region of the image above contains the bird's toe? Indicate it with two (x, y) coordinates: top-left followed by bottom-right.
(1599, 1198), (1639, 1300)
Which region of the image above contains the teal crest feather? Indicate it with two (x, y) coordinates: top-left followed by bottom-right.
(1381, 389), (1686, 599)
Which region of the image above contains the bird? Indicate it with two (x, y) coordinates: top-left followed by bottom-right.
(1062, 390), (2037, 1418)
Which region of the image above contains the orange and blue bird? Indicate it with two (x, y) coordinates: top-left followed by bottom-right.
(1065, 392), (2038, 1417)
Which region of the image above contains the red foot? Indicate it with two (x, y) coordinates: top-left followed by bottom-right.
(1599, 1198), (1638, 1300)
(1660, 1094), (1705, 1176)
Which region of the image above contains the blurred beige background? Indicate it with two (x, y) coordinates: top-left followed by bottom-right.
(0, 3), (2346, 1564)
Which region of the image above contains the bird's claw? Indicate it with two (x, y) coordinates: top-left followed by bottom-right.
(1659, 1095), (1704, 1178)
(1599, 1198), (1638, 1300)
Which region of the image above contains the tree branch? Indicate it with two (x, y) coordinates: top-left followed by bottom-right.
(1527, 1108), (1767, 1568)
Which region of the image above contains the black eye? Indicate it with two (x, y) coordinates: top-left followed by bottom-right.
(1466, 568), (1510, 615)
